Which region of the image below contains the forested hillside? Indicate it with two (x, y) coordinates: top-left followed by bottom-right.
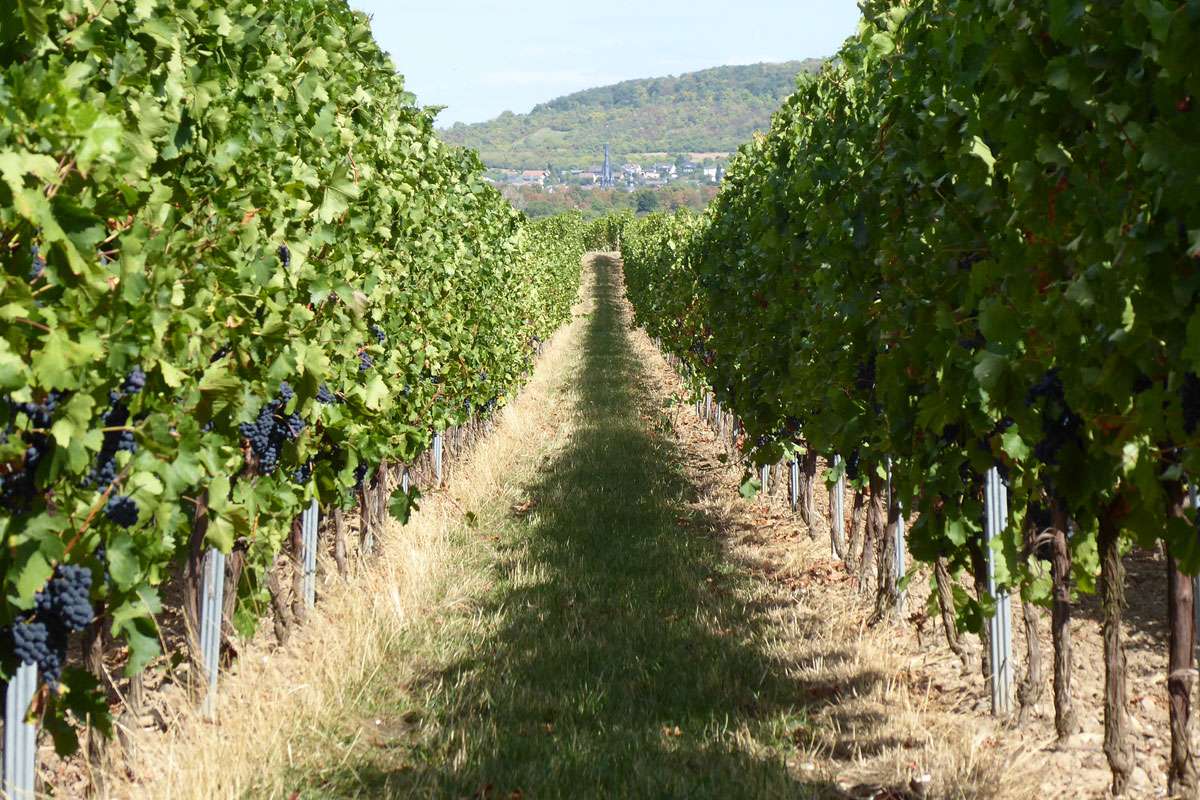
(440, 61), (823, 169)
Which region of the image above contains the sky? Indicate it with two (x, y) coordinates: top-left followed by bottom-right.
(347, 1), (863, 127)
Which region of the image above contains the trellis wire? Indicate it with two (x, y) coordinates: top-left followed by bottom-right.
(832, 454), (845, 559)
(199, 547), (226, 718)
(302, 499), (319, 608)
(984, 466), (1014, 714)
(3, 661), (37, 800)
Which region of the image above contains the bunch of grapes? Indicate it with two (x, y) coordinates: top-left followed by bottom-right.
(29, 243), (45, 281)
(1026, 369), (1084, 465)
(10, 620), (65, 686)
(371, 325), (386, 344)
(359, 352), (374, 372)
(85, 368), (143, 490)
(955, 251), (985, 272)
(957, 332), (986, 351)
(8, 564), (94, 688)
(354, 462), (369, 490)
(316, 384), (337, 404)
(483, 396), (499, 414)
(278, 243), (291, 268)
(844, 449), (862, 481)
(35, 565), (94, 632)
(1, 392), (59, 512)
(104, 494), (139, 527)
(239, 383), (305, 475)
(292, 460), (314, 485)
(854, 356), (876, 393)
(1181, 372), (1200, 434)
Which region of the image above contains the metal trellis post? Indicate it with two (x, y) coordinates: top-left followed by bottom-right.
(888, 458), (906, 617)
(984, 466), (1014, 714)
(302, 499), (319, 608)
(433, 432), (444, 486)
(832, 454), (846, 559)
(199, 547), (226, 718)
(789, 458), (800, 513)
(3, 661), (38, 800)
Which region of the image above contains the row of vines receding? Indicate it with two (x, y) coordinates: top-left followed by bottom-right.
(0, 0), (603, 769)
(617, 1), (1199, 796)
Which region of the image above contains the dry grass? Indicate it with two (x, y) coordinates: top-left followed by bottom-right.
(105, 264), (597, 800)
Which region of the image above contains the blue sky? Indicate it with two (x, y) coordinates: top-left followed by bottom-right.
(348, 1), (863, 126)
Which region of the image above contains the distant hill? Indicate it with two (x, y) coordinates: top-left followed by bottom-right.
(440, 61), (824, 170)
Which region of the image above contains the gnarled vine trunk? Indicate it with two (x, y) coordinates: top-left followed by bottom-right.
(1049, 504), (1077, 741)
(846, 489), (866, 573)
(1017, 513), (1044, 724)
(933, 558), (971, 672)
(1165, 480), (1197, 796)
(967, 537), (992, 684)
(1097, 507), (1132, 795)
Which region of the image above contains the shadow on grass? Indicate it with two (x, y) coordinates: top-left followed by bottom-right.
(299, 257), (873, 798)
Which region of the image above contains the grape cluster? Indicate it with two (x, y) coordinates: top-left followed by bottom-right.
(29, 243), (45, 281)
(86, 370), (143, 490)
(121, 365), (146, 395)
(371, 325), (386, 344)
(845, 449), (861, 481)
(292, 460), (314, 485)
(483, 396), (499, 414)
(11, 620), (65, 686)
(9, 565), (94, 688)
(854, 356), (876, 393)
(956, 251), (985, 272)
(1, 392), (59, 512)
(36, 565), (94, 632)
(359, 352), (374, 372)
(239, 383), (305, 475)
(316, 383), (340, 404)
(1026, 369), (1084, 465)
(957, 332), (986, 351)
(354, 462), (369, 490)
(278, 243), (291, 268)
(104, 494), (139, 527)
(1181, 372), (1200, 434)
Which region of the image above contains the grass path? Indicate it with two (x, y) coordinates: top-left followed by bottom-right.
(281, 255), (821, 798)
(249, 254), (1026, 800)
